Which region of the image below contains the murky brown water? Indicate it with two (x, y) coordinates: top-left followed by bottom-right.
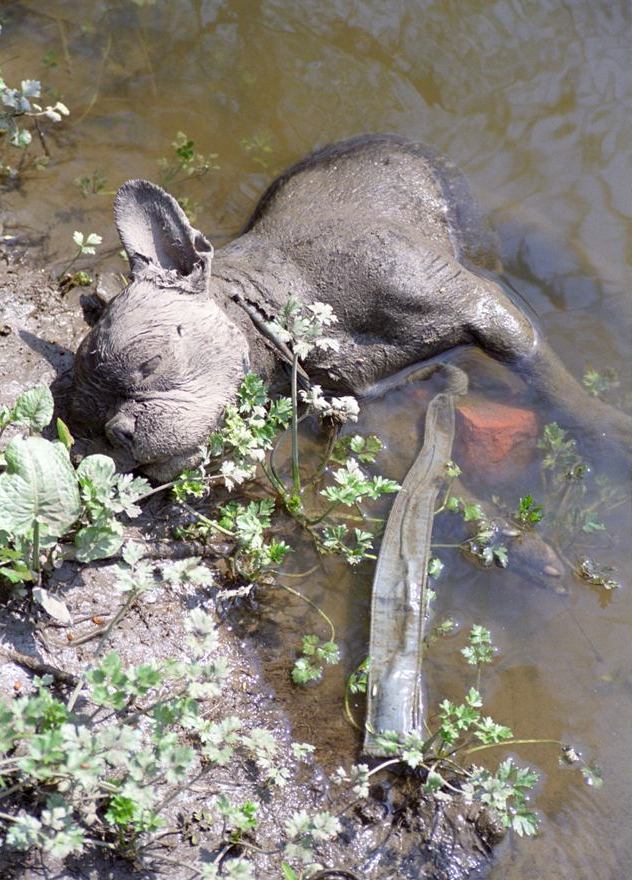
(2, 1), (631, 877)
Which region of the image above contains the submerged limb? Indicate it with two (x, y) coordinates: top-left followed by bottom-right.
(470, 286), (632, 466)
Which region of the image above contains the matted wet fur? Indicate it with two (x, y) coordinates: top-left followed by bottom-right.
(71, 134), (632, 480)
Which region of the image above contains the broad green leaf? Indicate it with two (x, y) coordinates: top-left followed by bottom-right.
(75, 520), (124, 563)
(76, 454), (116, 490)
(11, 386), (54, 432)
(0, 561), (34, 584)
(0, 437), (80, 537)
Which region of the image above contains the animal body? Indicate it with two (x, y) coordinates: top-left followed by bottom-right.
(71, 135), (632, 481)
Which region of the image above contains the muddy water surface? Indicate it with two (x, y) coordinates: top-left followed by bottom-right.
(1, 2), (631, 877)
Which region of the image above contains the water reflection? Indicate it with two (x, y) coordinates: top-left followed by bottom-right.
(2, 1), (631, 876)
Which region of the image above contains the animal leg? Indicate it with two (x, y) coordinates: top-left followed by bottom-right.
(468, 284), (632, 464)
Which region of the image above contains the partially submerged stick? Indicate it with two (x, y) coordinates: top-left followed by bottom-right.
(364, 366), (466, 754)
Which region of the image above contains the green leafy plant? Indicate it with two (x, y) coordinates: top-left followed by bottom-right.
(347, 657), (370, 695)
(461, 625), (495, 667)
(362, 625), (599, 838)
(73, 168), (109, 196)
(57, 231), (103, 288)
(0, 69), (69, 178)
(462, 760), (540, 837)
(240, 129), (275, 168)
(173, 303), (400, 579)
(0, 385), (151, 618)
(433, 481), (510, 570)
(533, 421), (626, 583)
(158, 131), (219, 187)
(0, 602), (332, 875)
(155, 131), (220, 222)
(514, 495), (544, 527)
(214, 499), (291, 580)
(582, 367), (619, 398)
(291, 634), (341, 685)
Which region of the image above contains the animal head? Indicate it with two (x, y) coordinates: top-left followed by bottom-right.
(71, 180), (250, 481)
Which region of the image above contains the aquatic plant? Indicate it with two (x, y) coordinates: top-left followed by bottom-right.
(57, 230), (103, 288)
(0, 62), (69, 178)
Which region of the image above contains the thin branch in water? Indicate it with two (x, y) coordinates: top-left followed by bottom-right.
(55, 16), (73, 73)
(276, 581), (336, 642)
(76, 33), (112, 125)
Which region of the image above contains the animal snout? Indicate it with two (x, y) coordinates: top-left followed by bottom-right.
(105, 412), (137, 454)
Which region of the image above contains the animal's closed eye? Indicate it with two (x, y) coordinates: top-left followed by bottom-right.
(139, 354), (162, 378)
(177, 324), (185, 337)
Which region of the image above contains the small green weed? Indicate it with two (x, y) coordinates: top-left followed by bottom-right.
(240, 129), (274, 168)
(158, 130), (219, 193)
(73, 168), (109, 196)
(582, 367), (619, 398)
(514, 495), (544, 527)
(57, 230), (103, 289)
(292, 634), (341, 685)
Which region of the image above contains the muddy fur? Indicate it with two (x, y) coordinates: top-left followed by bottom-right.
(71, 134), (632, 480)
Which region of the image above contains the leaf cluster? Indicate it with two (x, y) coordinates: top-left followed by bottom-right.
(291, 634), (341, 685)
(0, 72), (69, 156)
(462, 759), (539, 837)
(266, 298), (340, 360)
(461, 625), (495, 666)
(216, 498), (291, 579)
(0, 386), (151, 617)
(157, 130), (219, 187)
(582, 368), (619, 398)
(443, 493), (509, 569)
(514, 495), (544, 527)
(320, 524), (374, 566)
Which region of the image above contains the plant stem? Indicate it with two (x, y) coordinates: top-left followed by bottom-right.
(31, 519), (40, 576)
(305, 425), (339, 487)
(306, 502), (339, 526)
(290, 353), (301, 494)
(434, 477), (456, 516)
(462, 737), (564, 757)
(277, 581), (335, 642)
(343, 681), (362, 731)
(181, 503), (234, 537)
(56, 249), (80, 280)
(366, 757), (402, 778)
(277, 564), (321, 579)
(260, 460), (286, 496)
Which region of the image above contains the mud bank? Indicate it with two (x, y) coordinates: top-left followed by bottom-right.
(0, 247), (499, 879)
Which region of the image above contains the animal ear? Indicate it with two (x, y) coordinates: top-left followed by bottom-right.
(114, 179), (213, 293)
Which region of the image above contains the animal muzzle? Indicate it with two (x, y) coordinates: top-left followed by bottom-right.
(105, 411), (137, 456)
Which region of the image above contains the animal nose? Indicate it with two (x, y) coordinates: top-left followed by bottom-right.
(105, 413), (136, 454)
